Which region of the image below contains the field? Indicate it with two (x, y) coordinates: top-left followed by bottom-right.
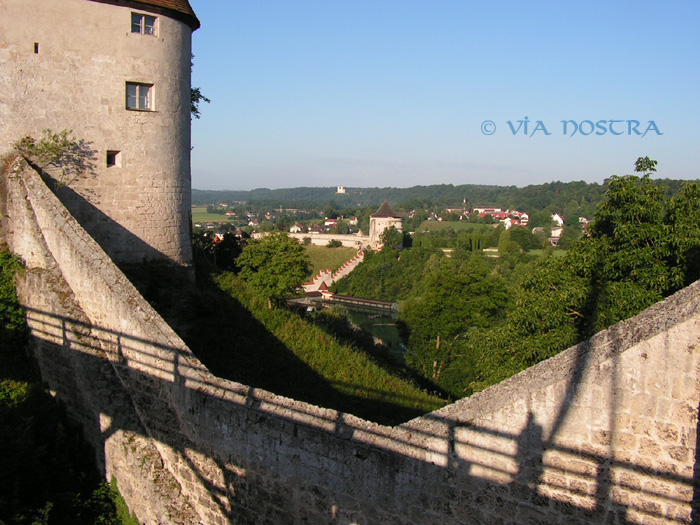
(191, 206), (235, 225)
(304, 245), (358, 277)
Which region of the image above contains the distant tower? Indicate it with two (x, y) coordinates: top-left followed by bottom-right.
(369, 200), (402, 249)
(0, 0), (199, 267)
(336, 186), (346, 194)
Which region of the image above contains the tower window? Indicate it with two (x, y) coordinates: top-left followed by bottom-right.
(106, 151), (121, 168)
(34, 43), (39, 54)
(131, 13), (157, 35)
(126, 82), (153, 111)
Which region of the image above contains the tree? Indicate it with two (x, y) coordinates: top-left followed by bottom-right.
(12, 129), (96, 186)
(452, 157), (700, 395)
(190, 87), (210, 119)
(634, 156), (658, 175)
(192, 231), (245, 272)
(335, 219), (349, 235)
(380, 226), (403, 251)
(190, 54), (210, 119)
(237, 232), (311, 307)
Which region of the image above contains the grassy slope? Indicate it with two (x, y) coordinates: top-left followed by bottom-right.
(304, 244), (358, 276)
(214, 274), (446, 424)
(129, 259), (446, 426)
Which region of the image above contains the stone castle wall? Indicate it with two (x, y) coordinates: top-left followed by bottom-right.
(3, 162), (700, 524)
(287, 231), (370, 249)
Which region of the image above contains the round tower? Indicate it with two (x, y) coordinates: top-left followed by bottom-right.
(0, 0), (199, 267)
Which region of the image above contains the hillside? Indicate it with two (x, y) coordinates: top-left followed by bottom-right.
(193, 178), (699, 215)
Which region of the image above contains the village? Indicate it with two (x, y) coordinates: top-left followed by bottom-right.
(193, 191), (587, 249)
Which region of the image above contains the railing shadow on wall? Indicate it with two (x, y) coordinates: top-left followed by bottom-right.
(18, 302), (699, 524)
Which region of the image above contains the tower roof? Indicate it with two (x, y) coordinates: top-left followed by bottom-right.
(371, 200), (400, 218)
(89, 0), (200, 30)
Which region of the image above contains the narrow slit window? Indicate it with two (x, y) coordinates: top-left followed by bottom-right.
(34, 43), (39, 54)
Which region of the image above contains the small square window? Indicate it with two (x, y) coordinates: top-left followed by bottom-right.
(106, 151), (121, 168)
(126, 82), (153, 111)
(131, 13), (157, 35)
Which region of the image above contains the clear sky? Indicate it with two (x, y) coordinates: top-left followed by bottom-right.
(190, 1), (700, 191)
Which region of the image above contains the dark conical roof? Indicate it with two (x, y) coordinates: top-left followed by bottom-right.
(89, 0), (200, 30)
(371, 200), (400, 218)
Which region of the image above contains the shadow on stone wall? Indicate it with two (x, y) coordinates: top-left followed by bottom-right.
(120, 263), (433, 426)
(54, 184), (183, 266)
(20, 300), (700, 524)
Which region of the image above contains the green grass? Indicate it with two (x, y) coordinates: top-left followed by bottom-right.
(413, 220), (493, 233)
(304, 245), (358, 276)
(191, 206), (235, 225)
(199, 274), (446, 425)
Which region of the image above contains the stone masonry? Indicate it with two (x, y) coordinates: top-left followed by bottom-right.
(3, 161), (700, 524)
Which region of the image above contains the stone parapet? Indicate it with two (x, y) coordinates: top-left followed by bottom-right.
(3, 161), (700, 524)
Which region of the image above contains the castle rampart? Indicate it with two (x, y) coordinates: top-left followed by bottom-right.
(4, 157), (700, 524)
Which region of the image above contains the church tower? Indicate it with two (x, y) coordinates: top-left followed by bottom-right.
(0, 0), (199, 267)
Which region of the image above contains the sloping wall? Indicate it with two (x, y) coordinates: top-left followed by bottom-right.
(3, 160), (700, 524)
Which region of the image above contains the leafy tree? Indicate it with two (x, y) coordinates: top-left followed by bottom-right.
(327, 239), (342, 248)
(452, 158), (700, 395)
(666, 183), (700, 288)
(635, 155), (658, 175)
(190, 54), (210, 119)
(400, 257), (508, 386)
(332, 220), (349, 235)
(190, 87), (210, 119)
(237, 232), (311, 307)
(380, 226), (403, 251)
(12, 129), (96, 186)
(508, 226), (542, 251)
(192, 231), (246, 272)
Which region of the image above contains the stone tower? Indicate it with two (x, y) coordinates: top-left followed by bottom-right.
(368, 200), (402, 249)
(0, 0), (199, 267)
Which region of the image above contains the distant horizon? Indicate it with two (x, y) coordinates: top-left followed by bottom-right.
(190, 1), (699, 191)
(191, 174), (699, 194)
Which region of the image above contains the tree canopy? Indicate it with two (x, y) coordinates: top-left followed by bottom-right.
(236, 232), (311, 305)
(331, 158), (700, 398)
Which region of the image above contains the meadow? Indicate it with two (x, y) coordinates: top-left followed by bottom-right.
(304, 245), (358, 277)
(191, 206), (234, 225)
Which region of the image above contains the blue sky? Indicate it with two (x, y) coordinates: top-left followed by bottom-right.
(190, 1), (700, 190)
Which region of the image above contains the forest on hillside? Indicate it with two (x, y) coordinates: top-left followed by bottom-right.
(192, 178), (698, 218)
(331, 163), (700, 398)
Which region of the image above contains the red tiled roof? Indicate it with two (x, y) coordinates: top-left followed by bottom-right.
(89, 0), (200, 30)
